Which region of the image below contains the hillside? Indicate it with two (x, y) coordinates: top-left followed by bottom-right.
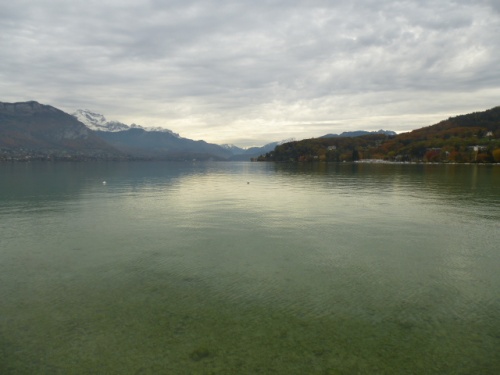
(95, 128), (232, 160)
(257, 106), (500, 163)
(0, 101), (122, 160)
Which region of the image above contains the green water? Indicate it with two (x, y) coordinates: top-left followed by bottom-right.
(0, 162), (499, 374)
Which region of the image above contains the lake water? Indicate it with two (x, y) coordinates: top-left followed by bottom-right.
(0, 161), (499, 374)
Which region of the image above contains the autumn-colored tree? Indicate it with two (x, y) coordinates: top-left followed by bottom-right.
(476, 153), (492, 163)
(448, 150), (462, 162)
(492, 149), (500, 162)
(424, 150), (441, 162)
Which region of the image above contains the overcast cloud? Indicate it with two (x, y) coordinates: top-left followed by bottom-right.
(1, 0), (499, 146)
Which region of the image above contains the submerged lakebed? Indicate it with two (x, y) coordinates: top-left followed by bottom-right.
(1, 161), (499, 374)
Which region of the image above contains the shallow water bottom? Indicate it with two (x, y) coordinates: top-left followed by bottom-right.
(1, 267), (498, 375)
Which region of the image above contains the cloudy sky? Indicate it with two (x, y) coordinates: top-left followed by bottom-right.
(1, 0), (499, 146)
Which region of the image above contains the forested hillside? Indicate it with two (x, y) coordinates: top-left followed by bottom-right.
(257, 107), (500, 163)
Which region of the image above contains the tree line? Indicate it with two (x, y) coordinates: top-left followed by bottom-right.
(256, 107), (500, 163)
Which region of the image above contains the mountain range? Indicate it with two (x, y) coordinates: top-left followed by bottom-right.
(71, 109), (284, 160)
(4, 100), (498, 163)
(72, 109), (180, 135)
(0, 102), (289, 161)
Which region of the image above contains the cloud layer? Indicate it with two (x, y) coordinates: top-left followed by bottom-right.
(1, 0), (499, 146)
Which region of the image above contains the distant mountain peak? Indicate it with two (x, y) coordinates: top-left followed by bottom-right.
(0, 100), (61, 114)
(72, 109), (179, 137)
(220, 143), (239, 149)
(73, 108), (107, 124)
(72, 109), (128, 132)
(220, 144), (246, 154)
(321, 130), (396, 138)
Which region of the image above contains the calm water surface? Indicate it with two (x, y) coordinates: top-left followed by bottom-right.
(0, 162), (499, 374)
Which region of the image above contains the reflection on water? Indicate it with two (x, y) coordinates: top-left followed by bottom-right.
(0, 162), (499, 374)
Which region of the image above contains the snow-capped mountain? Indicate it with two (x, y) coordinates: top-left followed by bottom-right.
(72, 109), (129, 132)
(72, 109), (179, 137)
(220, 144), (246, 155)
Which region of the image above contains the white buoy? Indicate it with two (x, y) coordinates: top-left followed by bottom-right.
(102, 181), (107, 185)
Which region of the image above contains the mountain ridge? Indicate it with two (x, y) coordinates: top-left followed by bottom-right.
(0, 101), (123, 160)
(72, 109), (180, 136)
(70, 109), (303, 160)
(321, 130), (396, 138)
(70, 109), (232, 160)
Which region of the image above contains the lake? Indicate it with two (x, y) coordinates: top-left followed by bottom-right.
(0, 161), (499, 374)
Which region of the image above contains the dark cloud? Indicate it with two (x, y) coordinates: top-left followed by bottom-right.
(1, 0), (499, 146)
